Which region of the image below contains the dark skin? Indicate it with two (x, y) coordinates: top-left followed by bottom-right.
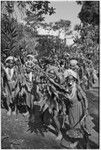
(65, 75), (90, 148)
(3, 61), (18, 116)
(52, 75), (78, 141)
(66, 75), (76, 85)
(63, 76), (77, 95)
(5, 61), (14, 69)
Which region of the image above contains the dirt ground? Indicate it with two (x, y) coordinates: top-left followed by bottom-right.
(1, 86), (99, 149)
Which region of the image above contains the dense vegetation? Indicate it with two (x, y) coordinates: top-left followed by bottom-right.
(1, 2), (99, 147)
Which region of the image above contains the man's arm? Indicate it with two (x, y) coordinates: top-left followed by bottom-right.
(77, 84), (88, 110)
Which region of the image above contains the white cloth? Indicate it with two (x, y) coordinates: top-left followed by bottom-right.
(27, 55), (37, 62)
(64, 69), (78, 79)
(5, 56), (17, 62)
(70, 59), (78, 66)
(5, 67), (15, 80)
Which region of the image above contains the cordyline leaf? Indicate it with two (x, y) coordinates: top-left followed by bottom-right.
(1, 66), (11, 95)
(26, 93), (32, 108)
(35, 65), (68, 94)
(50, 85), (59, 98)
(77, 84), (88, 110)
(36, 97), (47, 111)
(1, 28), (11, 41)
(42, 103), (49, 112)
(13, 84), (20, 98)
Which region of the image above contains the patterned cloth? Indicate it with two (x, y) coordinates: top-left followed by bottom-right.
(66, 83), (95, 139)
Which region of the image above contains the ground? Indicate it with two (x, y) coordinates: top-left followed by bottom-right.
(1, 85), (99, 149)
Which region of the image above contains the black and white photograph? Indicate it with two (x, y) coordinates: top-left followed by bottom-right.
(1, 0), (100, 149)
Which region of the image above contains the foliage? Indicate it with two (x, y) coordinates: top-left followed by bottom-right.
(24, 1), (55, 24)
(1, 14), (18, 61)
(1, 52), (97, 136)
(36, 34), (69, 60)
(1, 1), (55, 22)
(52, 19), (71, 36)
(74, 1), (99, 71)
(1, 14), (37, 61)
(1, 1), (55, 62)
(1, 2), (98, 143)
(77, 1), (99, 26)
(17, 24), (38, 57)
(73, 29), (99, 72)
(40, 20), (72, 41)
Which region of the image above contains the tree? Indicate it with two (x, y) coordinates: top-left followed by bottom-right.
(1, 14), (18, 61)
(1, 1), (55, 22)
(1, 1), (55, 61)
(17, 24), (38, 57)
(77, 1), (99, 26)
(1, 14), (37, 61)
(40, 22), (53, 35)
(35, 34), (69, 61)
(73, 1), (99, 71)
(73, 24), (99, 70)
(53, 20), (72, 40)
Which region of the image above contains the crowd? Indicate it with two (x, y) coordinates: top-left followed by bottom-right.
(1, 54), (98, 148)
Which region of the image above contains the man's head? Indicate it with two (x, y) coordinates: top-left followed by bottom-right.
(5, 56), (17, 68)
(26, 54), (37, 64)
(25, 54), (37, 71)
(25, 61), (34, 73)
(64, 69), (78, 87)
(66, 75), (76, 87)
(69, 59), (79, 71)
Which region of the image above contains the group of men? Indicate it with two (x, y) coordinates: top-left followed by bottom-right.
(1, 55), (37, 115)
(1, 54), (97, 148)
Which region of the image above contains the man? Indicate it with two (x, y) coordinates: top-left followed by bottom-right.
(22, 55), (38, 116)
(2, 56), (18, 116)
(69, 59), (79, 71)
(63, 68), (94, 148)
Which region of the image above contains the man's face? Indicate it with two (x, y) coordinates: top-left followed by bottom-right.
(26, 67), (32, 74)
(6, 61), (14, 68)
(67, 75), (75, 87)
(70, 64), (79, 71)
(49, 70), (55, 79)
(65, 75), (76, 93)
(41, 78), (47, 84)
